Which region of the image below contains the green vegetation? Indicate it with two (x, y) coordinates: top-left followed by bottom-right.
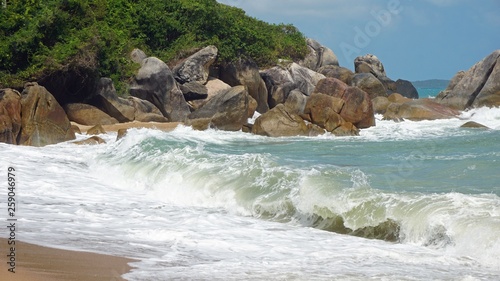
(0, 0), (307, 92)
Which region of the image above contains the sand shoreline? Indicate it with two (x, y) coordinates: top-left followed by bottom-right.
(0, 238), (136, 281)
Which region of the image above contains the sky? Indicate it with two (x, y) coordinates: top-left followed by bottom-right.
(217, 0), (500, 81)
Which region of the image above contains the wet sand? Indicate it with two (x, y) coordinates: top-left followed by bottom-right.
(0, 238), (136, 281)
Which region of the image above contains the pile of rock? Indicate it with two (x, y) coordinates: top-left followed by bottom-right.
(2, 36), (498, 146)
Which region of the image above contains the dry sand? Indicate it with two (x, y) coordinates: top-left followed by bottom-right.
(0, 238), (136, 281)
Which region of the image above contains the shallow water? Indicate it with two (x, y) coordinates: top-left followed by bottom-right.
(1, 107), (499, 280)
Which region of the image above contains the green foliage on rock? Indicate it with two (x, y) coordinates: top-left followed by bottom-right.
(0, 0), (307, 92)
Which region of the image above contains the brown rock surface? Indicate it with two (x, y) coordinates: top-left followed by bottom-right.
(18, 83), (75, 146)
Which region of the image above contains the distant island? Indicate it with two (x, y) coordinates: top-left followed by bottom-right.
(412, 79), (450, 89)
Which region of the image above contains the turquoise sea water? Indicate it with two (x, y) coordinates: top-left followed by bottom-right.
(416, 87), (444, 98)
(1, 107), (499, 280)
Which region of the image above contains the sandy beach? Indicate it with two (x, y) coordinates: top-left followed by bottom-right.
(0, 238), (135, 281)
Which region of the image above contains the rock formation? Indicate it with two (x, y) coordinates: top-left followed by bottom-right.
(18, 83), (75, 146)
(0, 89), (22, 144)
(436, 50), (500, 109)
(129, 57), (190, 121)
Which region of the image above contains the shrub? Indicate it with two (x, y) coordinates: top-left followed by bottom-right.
(0, 0), (307, 94)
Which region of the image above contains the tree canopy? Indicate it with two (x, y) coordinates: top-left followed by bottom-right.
(0, 0), (307, 92)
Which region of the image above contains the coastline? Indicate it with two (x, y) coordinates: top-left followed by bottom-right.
(72, 121), (183, 134)
(0, 238), (136, 281)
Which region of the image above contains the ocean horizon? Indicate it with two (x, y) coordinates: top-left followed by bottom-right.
(2, 106), (499, 280)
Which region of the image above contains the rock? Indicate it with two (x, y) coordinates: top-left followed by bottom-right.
(129, 57), (190, 121)
(252, 104), (309, 137)
(90, 78), (136, 122)
(332, 122), (360, 136)
(73, 136), (106, 145)
(86, 124), (106, 135)
(116, 128), (128, 140)
(128, 97), (168, 123)
(180, 82), (208, 101)
(284, 90), (307, 115)
(313, 77), (349, 98)
(220, 58), (269, 113)
(388, 93), (412, 103)
(340, 87), (376, 129)
(383, 99), (460, 121)
(185, 118), (212, 131)
(173, 45), (218, 84)
(317, 65), (354, 85)
(189, 86), (249, 131)
(379, 76), (397, 95)
(71, 124), (82, 135)
(268, 82), (295, 108)
(372, 96), (391, 114)
(303, 93), (345, 132)
(354, 54), (386, 78)
(248, 95), (258, 119)
(130, 48), (147, 64)
(436, 50), (500, 110)
(395, 79), (419, 99)
(460, 121), (490, 129)
(352, 73), (387, 99)
(260, 63), (324, 107)
(290, 63), (326, 96)
(0, 89), (22, 144)
(307, 123), (326, 136)
(18, 83), (75, 146)
(205, 78), (232, 97)
(191, 78), (232, 109)
(64, 103), (119, 125)
(299, 38), (339, 71)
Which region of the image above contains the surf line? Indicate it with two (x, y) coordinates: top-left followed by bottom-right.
(6, 166), (16, 273)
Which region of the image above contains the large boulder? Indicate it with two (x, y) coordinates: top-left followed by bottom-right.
(64, 103), (119, 125)
(372, 96), (391, 114)
(90, 78), (136, 122)
(0, 89), (22, 144)
(188, 86), (249, 131)
(220, 58), (269, 113)
(290, 63), (326, 96)
(312, 78), (375, 129)
(191, 78), (232, 109)
(260, 63), (325, 108)
(128, 97), (168, 122)
(317, 65), (355, 85)
(354, 54), (387, 78)
(340, 87), (376, 129)
(352, 73), (387, 99)
(252, 104), (309, 137)
(18, 83), (75, 146)
(384, 99), (460, 121)
(395, 79), (419, 99)
(129, 57), (190, 121)
(302, 93), (359, 136)
(130, 48), (147, 64)
(436, 50), (500, 109)
(180, 82), (208, 101)
(284, 89), (308, 115)
(303, 93), (345, 131)
(173, 45), (218, 84)
(313, 77), (349, 98)
(299, 38), (339, 71)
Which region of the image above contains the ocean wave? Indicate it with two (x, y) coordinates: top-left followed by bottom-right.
(87, 129), (500, 268)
